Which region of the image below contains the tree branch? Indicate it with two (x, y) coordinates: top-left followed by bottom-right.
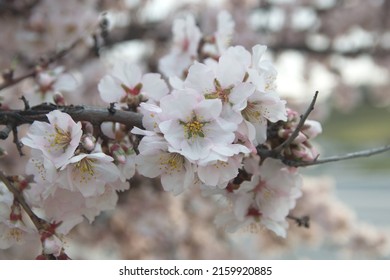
(284, 144), (390, 167)
(0, 170), (47, 232)
(0, 103), (143, 130)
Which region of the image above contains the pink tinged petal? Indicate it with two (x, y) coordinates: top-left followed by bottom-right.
(224, 46), (252, 70)
(141, 73), (169, 102)
(239, 120), (256, 144)
(229, 83), (256, 112)
(197, 165), (220, 186)
(194, 98), (222, 120)
(198, 157), (239, 187)
(217, 55), (246, 88)
(221, 103), (243, 124)
(183, 160), (195, 189)
(159, 91), (198, 120)
(159, 52), (192, 78)
(259, 158), (285, 181)
(131, 126), (157, 137)
(180, 137), (212, 161)
(65, 153), (118, 197)
(247, 68), (265, 91)
(112, 61), (142, 88)
(263, 98), (287, 122)
(139, 102), (163, 131)
(169, 76), (184, 89)
(135, 154), (162, 178)
(98, 75), (125, 103)
(215, 11), (234, 52)
(205, 120), (235, 144)
(159, 120), (185, 149)
(172, 15), (201, 56)
(251, 44), (267, 69)
(54, 73), (79, 92)
(303, 120), (322, 139)
(253, 119), (268, 145)
(212, 144), (250, 158)
(185, 62), (215, 93)
(137, 135), (168, 154)
(161, 171), (186, 195)
(261, 218), (288, 238)
(234, 193), (254, 221)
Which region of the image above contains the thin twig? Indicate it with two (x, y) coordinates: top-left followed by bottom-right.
(0, 171), (47, 232)
(287, 215), (310, 228)
(20, 96), (30, 110)
(273, 91), (319, 154)
(12, 126), (24, 156)
(0, 38), (83, 92)
(284, 144), (390, 167)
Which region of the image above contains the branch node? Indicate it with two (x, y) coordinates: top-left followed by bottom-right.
(274, 91), (319, 154)
(287, 215), (310, 228)
(108, 102), (116, 115)
(12, 126), (24, 156)
(20, 96), (30, 110)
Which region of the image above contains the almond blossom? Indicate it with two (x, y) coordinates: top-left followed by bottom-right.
(21, 110), (82, 169)
(98, 61), (169, 105)
(158, 90), (237, 162)
(214, 158), (302, 237)
(61, 152), (120, 197)
(159, 14), (202, 78)
(135, 134), (195, 195)
(0, 183), (39, 249)
(184, 52), (255, 124)
(24, 67), (79, 106)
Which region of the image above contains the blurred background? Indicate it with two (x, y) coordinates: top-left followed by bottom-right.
(0, 0), (389, 259)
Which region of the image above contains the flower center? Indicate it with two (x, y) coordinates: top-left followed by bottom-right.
(74, 157), (97, 184)
(159, 153), (184, 174)
(204, 78), (232, 103)
(180, 115), (208, 139)
(76, 158), (96, 176)
(48, 125), (72, 152)
(7, 228), (23, 242)
(121, 83), (142, 96)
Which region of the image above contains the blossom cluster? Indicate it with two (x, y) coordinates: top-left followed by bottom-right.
(0, 110), (136, 255)
(0, 11), (322, 256)
(97, 12), (322, 237)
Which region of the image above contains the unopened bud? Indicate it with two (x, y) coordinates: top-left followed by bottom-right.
(278, 128), (292, 139)
(81, 134), (96, 151)
(0, 147), (8, 157)
(2, 68), (14, 83)
(43, 235), (63, 257)
(291, 147), (307, 159)
(10, 202), (22, 221)
(292, 132), (308, 144)
(302, 120), (322, 139)
(53, 91), (66, 106)
(110, 143), (127, 164)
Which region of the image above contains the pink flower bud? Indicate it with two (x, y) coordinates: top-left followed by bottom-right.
(53, 91), (66, 106)
(43, 235), (63, 257)
(0, 147), (7, 157)
(110, 144), (127, 164)
(292, 132), (308, 144)
(81, 134), (96, 151)
(302, 120), (322, 139)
